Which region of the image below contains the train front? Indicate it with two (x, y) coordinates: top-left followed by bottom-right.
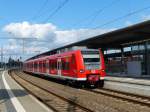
(80, 49), (106, 87)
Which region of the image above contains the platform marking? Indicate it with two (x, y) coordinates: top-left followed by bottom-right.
(2, 71), (26, 112)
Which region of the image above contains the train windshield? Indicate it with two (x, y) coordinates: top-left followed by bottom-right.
(81, 50), (100, 70)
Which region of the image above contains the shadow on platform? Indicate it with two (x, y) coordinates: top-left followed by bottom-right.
(0, 89), (28, 104)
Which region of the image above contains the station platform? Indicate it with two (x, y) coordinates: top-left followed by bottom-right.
(0, 70), (52, 112)
(104, 75), (150, 97)
(106, 75), (150, 86)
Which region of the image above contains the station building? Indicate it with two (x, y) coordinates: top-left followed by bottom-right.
(105, 40), (150, 76)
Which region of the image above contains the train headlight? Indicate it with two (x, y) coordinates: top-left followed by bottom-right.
(79, 69), (84, 73)
(101, 69), (105, 72)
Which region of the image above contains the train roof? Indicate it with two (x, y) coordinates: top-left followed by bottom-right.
(25, 50), (80, 62)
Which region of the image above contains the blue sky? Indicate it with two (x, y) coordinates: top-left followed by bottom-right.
(0, 0), (150, 61)
(0, 0), (150, 29)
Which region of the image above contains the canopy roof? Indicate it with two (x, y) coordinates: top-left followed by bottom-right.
(27, 20), (150, 60)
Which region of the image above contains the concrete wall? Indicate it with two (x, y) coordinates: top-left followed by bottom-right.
(127, 61), (142, 76)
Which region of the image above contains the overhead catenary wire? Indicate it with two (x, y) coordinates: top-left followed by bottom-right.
(43, 0), (69, 23)
(31, 0), (49, 20)
(0, 37), (52, 45)
(0, 37), (37, 39)
(93, 5), (150, 29)
(85, 0), (121, 27)
(73, 0), (121, 27)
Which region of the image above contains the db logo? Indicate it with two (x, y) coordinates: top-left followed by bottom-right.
(91, 70), (96, 73)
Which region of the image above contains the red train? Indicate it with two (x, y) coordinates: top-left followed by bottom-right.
(23, 49), (106, 87)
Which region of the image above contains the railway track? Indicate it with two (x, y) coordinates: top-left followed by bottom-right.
(88, 88), (150, 107)
(10, 70), (93, 112)
(9, 70), (150, 112)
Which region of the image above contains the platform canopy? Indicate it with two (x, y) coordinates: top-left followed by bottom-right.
(28, 20), (150, 60)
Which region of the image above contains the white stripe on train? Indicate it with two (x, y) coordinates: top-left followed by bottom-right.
(25, 70), (104, 81)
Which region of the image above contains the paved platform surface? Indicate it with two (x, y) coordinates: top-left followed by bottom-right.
(104, 76), (150, 97)
(0, 70), (52, 112)
(106, 76), (150, 86)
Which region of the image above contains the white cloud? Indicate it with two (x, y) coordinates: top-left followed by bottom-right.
(55, 29), (113, 46)
(3, 21), (56, 40)
(2, 21), (114, 60)
(142, 15), (150, 21)
(125, 21), (133, 26)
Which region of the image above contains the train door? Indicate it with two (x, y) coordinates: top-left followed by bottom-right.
(70, 54), (76, 77)
(43, 60), (46, 73)
(46, 59), (49, 74)
(32, 62), (34, 72)
(57, 58), (62, 76)
(38, 61), (39, 73)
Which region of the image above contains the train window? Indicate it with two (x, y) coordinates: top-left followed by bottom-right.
(65, 62), (70, 70)
(41, 62), (42, 68)
(51, 62), (55, 70)
(34, 63), (37, 68)
(81, 50), (99, 54)
(60, 61), (69, 70)
(51, 62), (53, 69)
(39, 62), (42, 68)
(57, 62), (61, 70)
(83, 58), (100, 63)
(43, 63), (46, 68)
(62, 61), (65, 70)
(39, 62), (41, 68)
(81, 50), (100, 70)
(72, 54), (75, 64)
(49, 61), (52, 69)
(82, 51), (100, 63)
(53, 62), (55, 70)
(46, 62), (49, 69)
(55, 62), (57, 69)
